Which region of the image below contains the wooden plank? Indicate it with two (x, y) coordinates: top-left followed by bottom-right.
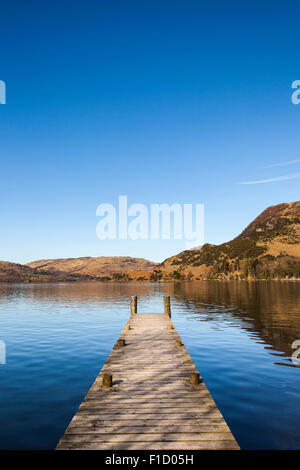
(82, 397), (212, 404)
(59, 432), (235, 442)
(85, 391), (211, 398)
(69, 420), (228, 430)
(74, 412), (224, 420)
(56, 312), (239, 450)
(76, 406), (222, 414)
(56, 441), (239, 450)
(85, 392), (210, 398)
(80, 400), (216, 408)
(66, 424), (230, 433)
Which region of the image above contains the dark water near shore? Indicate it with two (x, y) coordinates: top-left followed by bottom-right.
(0, 280), (300, 450)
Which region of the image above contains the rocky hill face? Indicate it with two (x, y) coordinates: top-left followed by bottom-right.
(26, 256), (157, 281)
(0, 261), (96, 283)
(153, 201), (300, 281)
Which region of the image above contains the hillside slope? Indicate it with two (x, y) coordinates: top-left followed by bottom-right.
(153, 201), (300, 281)
(0, 261), (96, 283)
(27, 256), (157, 281)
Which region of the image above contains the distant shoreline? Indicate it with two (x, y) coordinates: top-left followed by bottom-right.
(0, 278), (299, 284)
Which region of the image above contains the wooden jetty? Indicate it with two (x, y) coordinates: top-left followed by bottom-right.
(56, 297), (239, 450)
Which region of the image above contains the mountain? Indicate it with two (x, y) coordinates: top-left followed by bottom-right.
(26, 256), (157, 281)
(153, 201), (300, 281)
(0, 261), (96, 283)
(1, 202), (299, 283)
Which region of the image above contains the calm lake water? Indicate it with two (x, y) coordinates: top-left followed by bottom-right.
(0, 280), (300, 450)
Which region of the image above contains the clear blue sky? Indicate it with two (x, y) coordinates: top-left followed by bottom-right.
(0, 0), (300, 263)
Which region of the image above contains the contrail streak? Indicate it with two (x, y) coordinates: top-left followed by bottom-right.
(265, 159), (300, 168)
(239, 172), (300, 185)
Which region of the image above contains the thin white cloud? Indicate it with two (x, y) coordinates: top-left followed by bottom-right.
(265, 159), (300, 168)
(239, 172), (300, 185)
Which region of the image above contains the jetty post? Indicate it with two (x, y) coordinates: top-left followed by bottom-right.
(164, 295), (171, 317)
(131, 295), (137, 315)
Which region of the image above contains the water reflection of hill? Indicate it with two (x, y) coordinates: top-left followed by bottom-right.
(0, 280), (299, 362)
(162, 281), (300, 361)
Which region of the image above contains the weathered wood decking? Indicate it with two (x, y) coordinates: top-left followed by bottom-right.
(56, 298), (239, 450)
